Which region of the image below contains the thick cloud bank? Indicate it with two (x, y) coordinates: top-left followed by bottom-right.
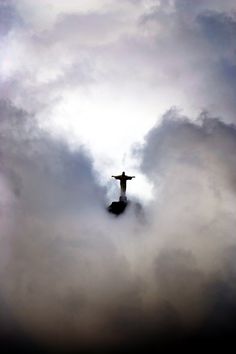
(2, 0), (236, 174)
(1, 1), (236, 353)
(1, 103), (236, 352)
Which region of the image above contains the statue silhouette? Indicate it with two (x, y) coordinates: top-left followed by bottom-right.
(112, 171), (135, 198)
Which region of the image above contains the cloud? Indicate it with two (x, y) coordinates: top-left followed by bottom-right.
(141, 110), (236, 259)
(0, 99), (145, 351)
(2, 0), (236, 174)
(1, 1), (236, 352)
(0, 1), (20, 36)
(0, 101), (236, 352)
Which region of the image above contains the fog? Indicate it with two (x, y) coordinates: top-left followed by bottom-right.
(1, 1), (236, 352)
(0, 103), (236, 352)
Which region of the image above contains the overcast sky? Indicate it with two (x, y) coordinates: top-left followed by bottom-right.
(1, 0), (236, 199)
(1, 0), (236, 352)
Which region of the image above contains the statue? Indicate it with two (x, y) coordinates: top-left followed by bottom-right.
(108, 171), (137, 216)
(112, 171), (135, 199)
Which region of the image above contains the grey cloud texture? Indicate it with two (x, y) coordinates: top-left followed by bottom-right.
(1, 102), (236, 352)
(2, 0), (236, 121)
(1, 1), (236, 352)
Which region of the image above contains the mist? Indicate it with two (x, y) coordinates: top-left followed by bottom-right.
(1, 0), (236, 353)
(0, 102), (236, 352)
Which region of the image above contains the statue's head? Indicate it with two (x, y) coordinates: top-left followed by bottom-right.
(122, 171), (125, 175)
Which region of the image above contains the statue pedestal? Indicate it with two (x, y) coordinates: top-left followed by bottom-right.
(119, 195), (127, 203)
(107, 197), (129, 216)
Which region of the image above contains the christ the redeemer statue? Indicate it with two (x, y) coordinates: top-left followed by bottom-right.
(112, 171), (135, 199)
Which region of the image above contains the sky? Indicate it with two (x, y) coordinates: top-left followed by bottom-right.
(1, 0), (236, 353)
